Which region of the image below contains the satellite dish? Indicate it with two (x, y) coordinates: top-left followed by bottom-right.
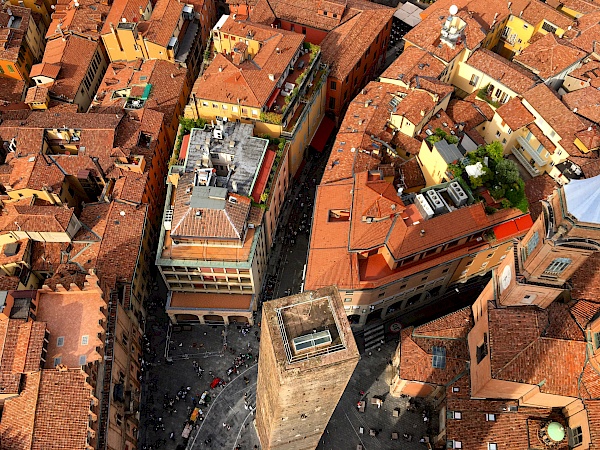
(449, 4), (458, 15)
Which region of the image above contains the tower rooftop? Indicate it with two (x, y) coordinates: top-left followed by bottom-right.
(563, 175), (600, 224)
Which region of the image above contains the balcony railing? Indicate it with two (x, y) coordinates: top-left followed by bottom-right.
(511, 146), (541, 177)
(516, 136), (547, 167)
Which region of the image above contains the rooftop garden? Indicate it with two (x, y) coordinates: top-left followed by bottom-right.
(426, 127), (459, 146)
(169, 117), (206, 167)
(447, 141), (529, 213)
(476, 83), (501, 108)
(255, 136), (287, 208)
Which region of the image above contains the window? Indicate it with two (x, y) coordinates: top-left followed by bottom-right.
(252, 109), (259, 116)
(469, 74), (480, 86)
(81, 335), (89, 345)
(212, 103), (218, 109)
(329, 97), (336, 109)
(523, 231), (539, 260)
(57, 336), (65, 347)
(447, 410), (462, 419)
(330, 80), (337, 91)
(432, 346), (446, 369)
(452, 386), (460, 392)
(222, 104), (228, 110)
(568, 426), (583, 447)
(202, 101), (208, 107)
(7, 64), (15, 72)
(543, 258), (571, 276)
(541, 21), (557, 33)
(378, 291), (386, 298)
(79, 355), (87, 365)
(116, 413), (123, 426)
(488, 444), (498, 450)
(477, 333), (488, 363)
(447, 441), (462, 449)
(507, 128), (512, 134)
(344, 298), (352, 302)
(54, 357), (62, 367)
(594, 331), (600, 350)
(496, 131), (501, 138)
(485, 413), (496, 421)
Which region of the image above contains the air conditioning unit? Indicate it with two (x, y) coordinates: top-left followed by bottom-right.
(425, 189), (445, 214)
(448, 181), (468, 207)
(414, 194), (434, 220)
(163, 208), (173, 230)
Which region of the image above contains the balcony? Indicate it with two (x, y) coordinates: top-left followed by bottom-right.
(511, 146), (541, 177)
(516, 136), (547, 167)
(114, 155), (145, 173)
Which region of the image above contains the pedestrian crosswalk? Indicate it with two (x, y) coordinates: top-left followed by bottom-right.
(363, 324), (385, 353)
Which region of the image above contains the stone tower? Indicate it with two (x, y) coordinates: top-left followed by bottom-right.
(255, 285), (359, 450)
(516, 176), (600, 287)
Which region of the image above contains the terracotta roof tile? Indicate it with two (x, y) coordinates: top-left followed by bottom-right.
(466, 48), (540, 94)
(380, 46), (445, 83)
(514, 33), (586, 80)
(94, 200), (147, 285)
(32, 369), (94, 450)
(509, 0), (573, 30)
(445, 99), (488, 130)
(0, 5), (30, 64)
(568, 155), (600, 177)
(495, 97), (536, 131)
(195, 22), (304, 108)
(398, 308), (473, 386)
(143, 0), (184, 46)
(319, 8), (394, 80)
(523, 83), (586, 155)
(567, 59), (600, 89)
(101, 0), (149, 34)
(32, 35), (100, 102)
(566, 10), (600, 53)
(563, 87), (600, 124)
(399, 158), (425, 189)
(524, 173), (556, 220)
(488, 304), (587, 397)
(571, 252), (600, 302)
(0, 371), (41, 449)
(0, 78), (27, 108)
(47, 0), (110, 39)
(0, 204), (75, 233)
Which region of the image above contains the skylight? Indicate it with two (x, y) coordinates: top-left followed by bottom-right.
(432, 346), (447, 369)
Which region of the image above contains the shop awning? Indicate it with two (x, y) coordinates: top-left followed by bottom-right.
(310, 116), (336, 152)
(493, 214), (533, 240)
(251, 149), (276, 203)
(266, 88), (281, 109)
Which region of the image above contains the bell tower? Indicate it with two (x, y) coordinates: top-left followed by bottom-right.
(517, 176), (600, 286)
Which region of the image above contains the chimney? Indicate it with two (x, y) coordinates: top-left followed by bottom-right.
(218, 66), (223, 72)
(420, 229), (426, 237)
(268, 73), (275, 81)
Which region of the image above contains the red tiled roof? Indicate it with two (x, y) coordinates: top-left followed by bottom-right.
(524, 174), (556, 220)
(488, 304), (586, 397)
(466, 48), (540, 94)
(563, 87), (600, 125)
(195, 22), (304, 108)
(523, 83), (586, 156)
(380, 46), (445, 83)
(514, 33), (586, 80)
(143, 0), (184, 46)
(94, 201), (147, 286)
(495, 97), (535, 131)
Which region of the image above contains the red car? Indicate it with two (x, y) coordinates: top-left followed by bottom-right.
(210, 377), (223, 389)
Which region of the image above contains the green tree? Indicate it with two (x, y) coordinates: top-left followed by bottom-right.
(485, 141), (504, 162)
(495, 158), (520, 185)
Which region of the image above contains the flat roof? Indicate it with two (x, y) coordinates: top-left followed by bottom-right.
(394, 2), (423, 26)
(168, 292), (253, 311)
(185, 122), (268, 196)
(262, 286), (359, 366)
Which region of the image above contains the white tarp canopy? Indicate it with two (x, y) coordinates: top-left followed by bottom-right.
(465, 162), (485, 178)
(394, 2), (424, 27)
(563, 175), (600, 224)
